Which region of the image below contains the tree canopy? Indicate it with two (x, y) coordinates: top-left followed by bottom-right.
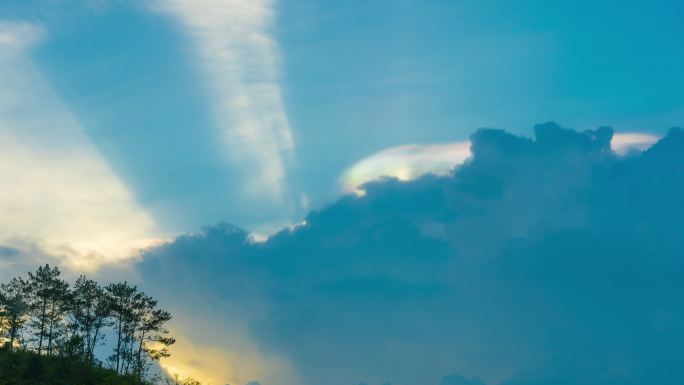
(0, 264), (179, 385)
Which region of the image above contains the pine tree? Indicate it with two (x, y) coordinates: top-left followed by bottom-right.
(68, 276), (111, 363)
(45, 276), (69, 356)
(106, 282), (137, 374)
(0, 265), (180, 383)
(133, 295), (175, 381)
(26, 264), (69, 355)
(0, 277), (29, 351)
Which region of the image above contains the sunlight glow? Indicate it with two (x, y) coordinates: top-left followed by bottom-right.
(159, 334), (293, 385)
(611, 132), (661, 155)
(340, 141), (472, 194)
(0, 22), (164, 271)
(341, 131), (662, 195)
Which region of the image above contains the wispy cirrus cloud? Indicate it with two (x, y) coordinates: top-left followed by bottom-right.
(0, 21), (163, 271)
(154, 0), (295, 205)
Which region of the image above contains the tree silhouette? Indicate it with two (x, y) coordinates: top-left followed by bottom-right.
(26, 264), (69, 355)
(0, 277), (29, 352)
(0, 264), (179, 384)
(106, 281), (138, 375)
(65, 276), (112, 361)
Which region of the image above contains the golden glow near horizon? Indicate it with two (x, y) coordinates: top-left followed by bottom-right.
(158, 333), (296, 385)
(158, 342), (234, 385)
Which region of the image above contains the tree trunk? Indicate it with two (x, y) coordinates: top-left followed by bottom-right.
(136, 330), (146, 382)
(47, 301), (55, 356)
(115, 314), (122, 374)
(85, 314), (92, 360)
(90, 322), (101, 364)
(37, 298), (47, 355)
(9, 316), (16, 353)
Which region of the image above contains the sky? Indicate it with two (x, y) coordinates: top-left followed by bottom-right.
(0, 1), (683, 384)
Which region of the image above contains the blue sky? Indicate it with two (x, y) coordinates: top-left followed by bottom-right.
(1, 1), (684, 384)
(2, 0), (682, 240)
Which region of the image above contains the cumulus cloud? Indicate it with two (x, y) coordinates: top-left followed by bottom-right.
(0, 21), (163, 271)
(139, 122), (684, 385)
(340, 131), (660, 195)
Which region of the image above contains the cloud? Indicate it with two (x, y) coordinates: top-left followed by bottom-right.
(139, 122), (684, 385)
(340, 130), (659, 194)
(0, 245), (20, 260)
(340, 141), (472, 194)
(0, 21), (45, 48)
(610, 132), (660, 155)
(153, 0), (295, 206)
(0, 21), (163, 270)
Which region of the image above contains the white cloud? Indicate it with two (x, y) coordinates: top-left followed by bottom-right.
(154, 0), (295, 203)
(340, 141), (472, 194)
(611, 132), (660, 155)
(342, 131), (662, 194)
(0, 21), (45, 48)
(0, 22), (164, 270)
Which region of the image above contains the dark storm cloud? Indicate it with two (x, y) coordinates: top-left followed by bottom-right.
(138, 122), (684, 385)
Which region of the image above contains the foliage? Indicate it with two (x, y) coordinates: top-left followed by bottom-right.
(0, 348), (140, 385)
(0, 265), (178, 384)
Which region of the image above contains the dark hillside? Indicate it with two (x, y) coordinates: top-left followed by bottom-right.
(0, 349), (140, 385)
